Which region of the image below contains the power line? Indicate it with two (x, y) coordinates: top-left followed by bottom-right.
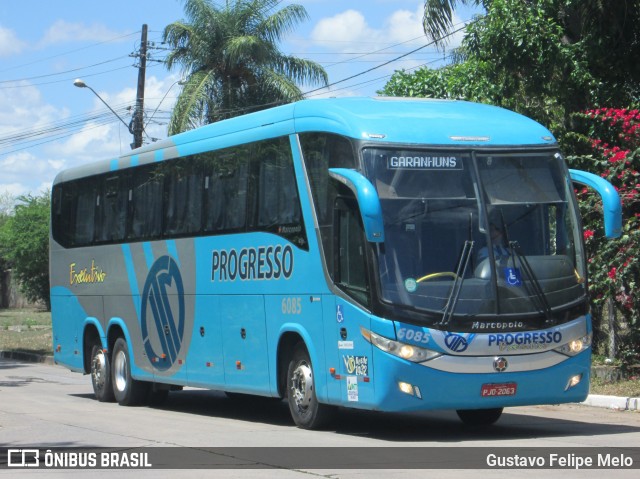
(0, 31), (140, 75)
(0, 64), (134, 90)
(0, 56), (130, 85)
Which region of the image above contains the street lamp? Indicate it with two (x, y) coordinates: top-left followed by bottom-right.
(73, 78), (135, 148)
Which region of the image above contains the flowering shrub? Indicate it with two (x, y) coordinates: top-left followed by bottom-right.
(568, 108), (640, 366)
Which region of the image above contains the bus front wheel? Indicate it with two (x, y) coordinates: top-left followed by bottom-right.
(456, 407), (503, 426)
(111, 337), (149, 406)
(286, 343), (332, 429)
(90, 344), (114, 402)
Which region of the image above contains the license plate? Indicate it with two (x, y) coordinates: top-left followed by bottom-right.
(481, 382), (517, 397)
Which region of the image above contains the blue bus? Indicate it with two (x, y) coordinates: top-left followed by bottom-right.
(50, 97), (621, 428)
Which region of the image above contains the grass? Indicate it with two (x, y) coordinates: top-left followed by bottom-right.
(1, 308), (639, 398)
(0, 308), (53, 356)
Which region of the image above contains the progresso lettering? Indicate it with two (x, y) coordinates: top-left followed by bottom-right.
(488, 331), (562, 347)
(211, 244), (294, 282)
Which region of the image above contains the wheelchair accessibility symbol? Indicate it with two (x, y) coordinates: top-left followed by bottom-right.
(504, 267), (522, 286)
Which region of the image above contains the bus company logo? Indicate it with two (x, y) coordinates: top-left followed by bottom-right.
(493, 357), (509, 372)
(211, 244), (294, 282)
(141, 255), (185, 371)
(444, 332), (475, 353)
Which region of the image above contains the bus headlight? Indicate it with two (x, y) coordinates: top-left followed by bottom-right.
(554, 333), (592, 357)
(361, 328), (441, 363)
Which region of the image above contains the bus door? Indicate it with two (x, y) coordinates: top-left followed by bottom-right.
(330, 197), (375, 406)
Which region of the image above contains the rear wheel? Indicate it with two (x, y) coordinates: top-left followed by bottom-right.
(111, 337), (149, 406)
(90, 344), (114, 402)
(456, 407), (503, 426)
(286, 343), (332, 429)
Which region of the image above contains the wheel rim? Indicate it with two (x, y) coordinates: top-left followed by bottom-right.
(290, 361), (313, 410)
(113, 349), (128, 393)
(91, 350), (108, 391)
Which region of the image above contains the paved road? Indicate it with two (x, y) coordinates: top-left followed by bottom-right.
(1, 358), (639, 478)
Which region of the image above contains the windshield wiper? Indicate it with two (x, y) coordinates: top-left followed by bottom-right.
(509, 240), (554, 323)
(439, 239), (474, 326)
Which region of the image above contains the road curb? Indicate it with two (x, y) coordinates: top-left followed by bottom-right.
(1, 351), (638, 411)
(0, 350), (55, 365)
(581, 394), (640, 411)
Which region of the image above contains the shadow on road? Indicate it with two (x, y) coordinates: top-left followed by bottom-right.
(69, 387), (640, 443)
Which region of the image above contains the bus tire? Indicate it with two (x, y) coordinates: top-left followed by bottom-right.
(111, 337), (149, 406)
(90, 344), (114, 402)
(456, 407), (503, 426)
(286, 343), (332, 429)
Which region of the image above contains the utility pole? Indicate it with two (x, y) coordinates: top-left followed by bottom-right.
(132, 24), (147, 149)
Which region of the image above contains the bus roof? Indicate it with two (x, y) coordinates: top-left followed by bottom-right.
(53, 97), (557, 184)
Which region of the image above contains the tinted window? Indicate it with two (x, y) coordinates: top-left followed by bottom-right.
(51, 136), (308, 249)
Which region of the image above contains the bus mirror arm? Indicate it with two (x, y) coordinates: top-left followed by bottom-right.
(329, 168), (385, 243)
(569, 169), (622, 239)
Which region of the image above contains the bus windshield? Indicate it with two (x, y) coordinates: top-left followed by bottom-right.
(362, 148), (587, 324)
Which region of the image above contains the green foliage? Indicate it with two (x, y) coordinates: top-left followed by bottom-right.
(567, 108), (640, 366)
(163, 0), (328, 133)
(0, 192), (51, 310)
(385, 0), (640, 145)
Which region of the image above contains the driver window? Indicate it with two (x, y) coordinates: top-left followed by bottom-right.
(334, 197), (370, 307)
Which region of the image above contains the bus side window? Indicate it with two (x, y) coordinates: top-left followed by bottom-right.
(253, 137), (306, 248)
(73, 179), (98, 247)
(96, 175), (128, 243)
(300, 133), (358, 278)
(164, 157), (203, 236)
(130, 165), (163, 240)
(203, 147), (250, 233)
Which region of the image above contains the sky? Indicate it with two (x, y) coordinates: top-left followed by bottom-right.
(0, 0), (479, 198)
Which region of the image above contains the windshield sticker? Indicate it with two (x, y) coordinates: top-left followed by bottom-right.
(504, 267), (522, 286)
(404, 278), (418, 293)
(388, 155), (463, 170)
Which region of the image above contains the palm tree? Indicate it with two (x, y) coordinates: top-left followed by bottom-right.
(423, 0), (483, 47)
(163, 0), (328, 134)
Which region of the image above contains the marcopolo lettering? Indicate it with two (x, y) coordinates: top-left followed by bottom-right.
(212, 244), (294, 282)
(488, 331), (562, 347)
(472, 321), (525, 330)
(389, 156), (460, 169)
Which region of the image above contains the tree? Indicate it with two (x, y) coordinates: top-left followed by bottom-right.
(163, 0), (328, 134)
(381, 1), (640, 140)
(567, 108), (640, 366)
(0, 192), (51, 310)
